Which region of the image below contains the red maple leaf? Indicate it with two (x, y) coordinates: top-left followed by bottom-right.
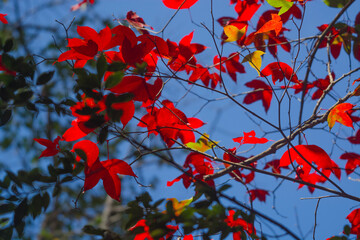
(167, 169), (193, 189)
(223, 148), (256, 184)
(225, 210), (256, 237)
(165, 32), (206, 72)
(311, 72), (334, 100)
(189, 65), (221, 88)
(0, 13), (8, 24)
(125, 11), (153, 35)
(109, 76), (162, 106)
(279, 145), (341, 192)
(327, 103), (356, 130)
(167, 153), (215, 189)
(317, 24), (342, 59)
(138, 100), (204, 147)
(62, 95), (108, 142)
(233, 130), (269, 145)
(347, 208), (360, 238)
(72, 140), (136, 201)
(129, 219), (178, 240)
(247, 189), (269, 202)
(263, 159), (289, 175)
(184, 152), (213, 175)
(58, 25), (112, 68)
(243, 79), (272, 112)
(245, 10), (291, 57)
(261, 62), (299, 84)
(348, 130), (360, 144)
(214, 53), (245, 82)
(162, 0), (198, 9)
(34, 136), (62, 158)
(234, 0), (261, 22)
(255, 13), (282, 36)
(340, 152), (360, 175)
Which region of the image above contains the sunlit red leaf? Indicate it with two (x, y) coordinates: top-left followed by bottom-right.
(225, 210), (256, 236)
(167, 169), (193, 189)
(243, 79), (273, 112)
(347, 208), (360, 237)
(0, 13), (8, 24)
(255, 13), (282, 36)
(84, 158), (136, 201)
(340, 152), (360, 175)
(248, 189), (269, 202)
(162, 0), (198, 9)
(279, 145), (340, 193)
(327, 103), (355, 130)
(34, 136), (62, 158)
(311, 72), (334, 100)
(223, 148), (255, 184)
(233, 130), (269, 145)
(225, 53), (246, 82)
(234, 0), (261, 22)
(279, 145), (334, 175)
(261, 62), (299, 84)
(129, 219), (178, 240)
(72, 139), (99, 167)
(62, 119), (94, 142)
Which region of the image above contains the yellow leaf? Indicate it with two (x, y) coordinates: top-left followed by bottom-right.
(167, 197), (193, 216)
(186, 133), (218, 152)
(242, 51), (265, 76)
(224, 25), (247, 42)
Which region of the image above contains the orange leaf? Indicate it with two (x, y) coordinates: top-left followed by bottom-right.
(327, 103), (356, 130)
(255, 14), (282, 36)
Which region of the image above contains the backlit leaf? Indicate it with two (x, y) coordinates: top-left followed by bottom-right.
(242, 51), (265, 76)
(186, 133), (219, 152)
(327, 103), (355, 130)
(224, 25), (247, 42)
(266, 0), (294, 15)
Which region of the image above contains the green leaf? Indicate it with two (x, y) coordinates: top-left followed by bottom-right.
(0, 203), (16, 214)
(0, 226), (13, 240)
(1, 53), (15, 70)
(29, 194), (43, 219)
(266, 0), (293, 15)
(36, 71), (55, 85)
(14, 198), (28, 229)
(108, 62), (127, 72)
(323, 0), (350, 8)
(42, 192), (50, 211)
(3, 39), (13, 53)
(82, 225), (105, 236)
(14, 90), (33, 105)
(75, 149), (87, 161)
(96, 54), (107, 80)
(98, 126), (108, 144)
(343, 224), (351, 235)
(0, 109), (12, 126)
(104, 71), (124, 89)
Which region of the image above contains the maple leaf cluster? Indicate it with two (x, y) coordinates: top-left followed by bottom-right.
(27, 0), (360, 239)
